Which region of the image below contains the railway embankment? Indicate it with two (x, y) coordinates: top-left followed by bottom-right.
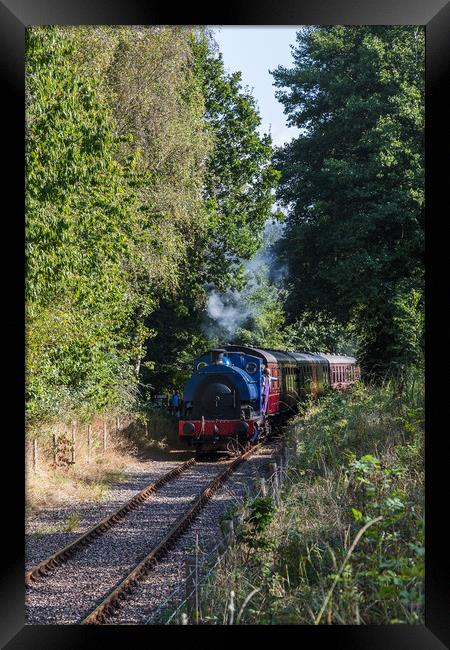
(188, 376), (424, 625)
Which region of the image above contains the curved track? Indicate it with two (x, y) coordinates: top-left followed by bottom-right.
(25, 459), (195, 587)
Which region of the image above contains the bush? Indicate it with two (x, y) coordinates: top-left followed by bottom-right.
(194, 373), (424, 624)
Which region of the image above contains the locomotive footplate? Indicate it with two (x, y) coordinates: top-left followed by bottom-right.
(179, 418), (256, 439)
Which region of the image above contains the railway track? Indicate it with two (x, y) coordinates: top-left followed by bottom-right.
(25, 458), (195, 586)
(80, 443), (262, 624)
(25, 443), (274, 625)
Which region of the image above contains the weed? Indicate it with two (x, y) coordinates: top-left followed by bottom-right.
(64, 512), (80, 532)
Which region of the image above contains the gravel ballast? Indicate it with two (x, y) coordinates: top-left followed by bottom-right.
(106, 444), (279, 625)
(25, 458), (183, 570)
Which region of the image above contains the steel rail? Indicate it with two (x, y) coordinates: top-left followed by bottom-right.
(81, 443), (262, 625)
(25, 458), (196, 586)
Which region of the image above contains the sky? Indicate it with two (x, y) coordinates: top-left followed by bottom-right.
(212, 27), (301, 147)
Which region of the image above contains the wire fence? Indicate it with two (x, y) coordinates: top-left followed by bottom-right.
(27, 415), (133, 472)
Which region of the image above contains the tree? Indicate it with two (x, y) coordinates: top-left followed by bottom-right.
(26, 27), (144, 424)
(272, 26), (424, 376)
(25, 26), (280, 421)
(194, 35), (280, 291)
(141, 32), (280, 393)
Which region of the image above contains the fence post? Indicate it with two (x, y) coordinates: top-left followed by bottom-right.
(279, 456), (284, 486)
(233, 511), (244, 533)
(52, 432), (57, 466)
(116, 415), (120, 436)
(71, 421), (76, 465)
(221, 519), (235, 546)
(258, 476), (267, 497)
(269, 462), (280, 505)
(87, 424), (92, 463)
(102, 420), (107, 453)
(33, 438), (38, 474)
(185, 556), (196, 624)
(282, 446), (289, 484)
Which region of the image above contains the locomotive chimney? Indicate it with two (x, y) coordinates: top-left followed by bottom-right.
(211, 349), (227, 364)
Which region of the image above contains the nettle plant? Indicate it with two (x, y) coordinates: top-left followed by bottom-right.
(239, 496), (276, 552)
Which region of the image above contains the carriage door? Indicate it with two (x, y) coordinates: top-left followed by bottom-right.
(267, 363), (279, 414)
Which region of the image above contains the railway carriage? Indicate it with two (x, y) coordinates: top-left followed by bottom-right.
(179, 344), (360, 454)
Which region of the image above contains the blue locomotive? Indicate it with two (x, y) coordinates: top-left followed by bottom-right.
(178, 345), (360, 454)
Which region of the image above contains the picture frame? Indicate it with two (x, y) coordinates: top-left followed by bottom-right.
(1, 0), (447, 646)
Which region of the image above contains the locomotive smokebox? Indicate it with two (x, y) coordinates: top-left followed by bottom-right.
(210, 349), (227, 364)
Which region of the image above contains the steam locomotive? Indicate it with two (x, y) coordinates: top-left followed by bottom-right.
(178, 344), (360, 454)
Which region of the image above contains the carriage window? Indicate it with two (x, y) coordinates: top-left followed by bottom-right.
(197, 362), (207, 370)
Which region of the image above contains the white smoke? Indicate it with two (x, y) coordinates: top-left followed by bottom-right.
(206, 290), (254, 335)
(245, 218), (287, 286)
(203, 217), (287, 339)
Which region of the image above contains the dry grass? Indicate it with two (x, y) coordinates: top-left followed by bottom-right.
(26, 413), (149, 511)
(26, 445), (134, 511)
(26, 409), (186, 511)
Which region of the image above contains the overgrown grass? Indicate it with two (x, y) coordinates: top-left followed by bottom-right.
(194, 374), (424, 625)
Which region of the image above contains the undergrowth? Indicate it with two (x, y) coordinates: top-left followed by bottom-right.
(25, 411), (162, 510)
(194, 374), (424, 625)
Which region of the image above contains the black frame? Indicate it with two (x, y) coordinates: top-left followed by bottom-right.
(1, 0), (448, 647)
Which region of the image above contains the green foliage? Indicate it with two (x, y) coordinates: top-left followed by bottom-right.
(141, 33), (280, 393)
(234, 265), (288, 349)
(294, 372), (423, 470)
(26, 26), (145, 425)
(194, 35), (280, 291)
(272, 26), (424, 376)
(283, 310), (358, 355)
(239, 496), (276, 550)
(194, 377), (424, 624)
(355, 287), (424, 378)
(341, 449), (424, 621)
(25, 26), (279, 424)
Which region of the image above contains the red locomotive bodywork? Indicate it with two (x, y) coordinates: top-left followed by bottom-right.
(178, 418), (256, 438)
